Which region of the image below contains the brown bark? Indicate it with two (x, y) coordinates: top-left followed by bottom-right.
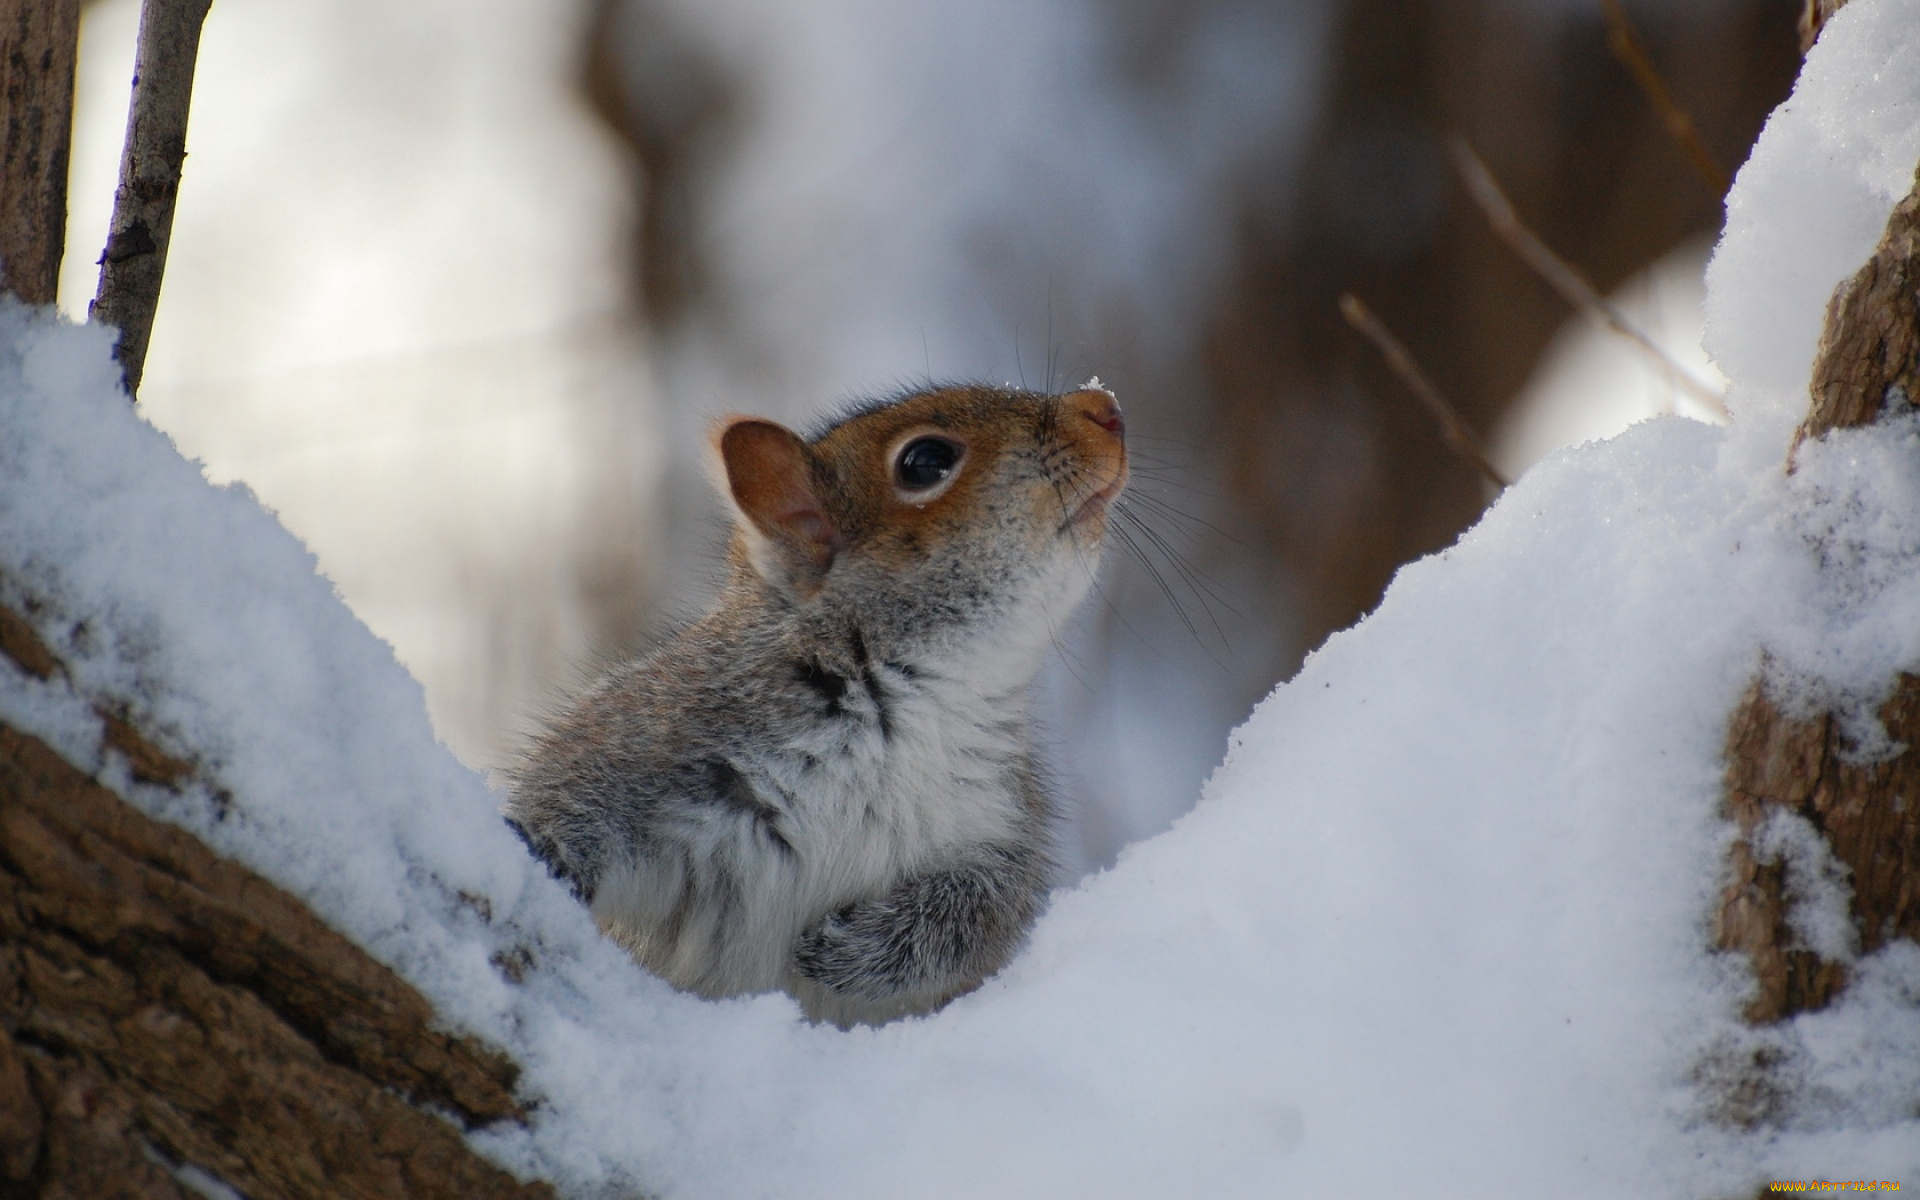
(91, 0), (213, 398)
(0, 606), (555, 1197)
(1717, 679), (1920, 1026)
(1793, 168), (1920, 458)
(1710, 163), (1920, 1125)
(0, 0), (81, 305)
(1800, 0), (1850, 53)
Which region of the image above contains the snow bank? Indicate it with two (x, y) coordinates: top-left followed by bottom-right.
(3, 1), (1919, 1195)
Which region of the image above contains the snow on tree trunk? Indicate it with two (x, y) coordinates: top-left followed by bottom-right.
(1714, 161), (1920, 1071)
(0, 606), (550, 1197)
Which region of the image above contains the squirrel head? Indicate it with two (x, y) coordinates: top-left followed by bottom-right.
(713, 384), (1128, 657)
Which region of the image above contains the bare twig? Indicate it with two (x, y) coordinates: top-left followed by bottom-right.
(0, 0), (82, 305)
(91, 0), (214, 398)
(1451, 140), (1731, 421)
(1339, 293), (1509, 491)
(1600, 0), (1730, 196)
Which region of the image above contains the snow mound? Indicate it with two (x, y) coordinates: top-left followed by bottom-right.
(4, 1), (1920, 1195)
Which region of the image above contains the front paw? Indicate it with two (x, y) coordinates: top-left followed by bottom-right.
(793, 907), (855, 984)
(793, 904), (905, 999)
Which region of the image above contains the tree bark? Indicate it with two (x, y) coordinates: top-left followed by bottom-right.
(91, 0), (212, 398)
(1800, 0), (1850, 53)
(0, 0), (81, 306)
(1710, 160), (1920, 1113)
(1794, 169), (1920, 455)
(0, 603), (555, 1198)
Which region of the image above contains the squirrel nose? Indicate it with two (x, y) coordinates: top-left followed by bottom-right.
(1066, 389), (1125, 439)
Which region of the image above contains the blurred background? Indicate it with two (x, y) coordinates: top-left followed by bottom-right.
(59, 0), (1798, 875)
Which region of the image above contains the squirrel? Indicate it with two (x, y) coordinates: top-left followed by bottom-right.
(505, 383), (1128, 1026)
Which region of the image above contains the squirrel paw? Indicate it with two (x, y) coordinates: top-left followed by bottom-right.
(793, 902), (916, 1002)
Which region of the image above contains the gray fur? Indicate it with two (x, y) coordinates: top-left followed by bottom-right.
(506, 385), (1122, 1026)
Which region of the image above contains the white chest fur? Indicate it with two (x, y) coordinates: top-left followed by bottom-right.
(780, 662), (1029, 890)
(590, 653), (1036, 999)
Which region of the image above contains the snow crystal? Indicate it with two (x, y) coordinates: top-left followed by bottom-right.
(4, 0), (1920, 1194)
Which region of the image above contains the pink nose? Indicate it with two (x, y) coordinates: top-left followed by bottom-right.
(1067, 389), (1126, 439)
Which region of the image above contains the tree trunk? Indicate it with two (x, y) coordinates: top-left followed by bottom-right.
(1711, 157), (1920, 1106)
(0, 0), (80, 306)
(0, 604), (554, 1198)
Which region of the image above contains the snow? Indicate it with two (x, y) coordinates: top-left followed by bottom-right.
(3, 0), (1920, 1196)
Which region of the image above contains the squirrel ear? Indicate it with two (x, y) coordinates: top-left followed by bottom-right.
(717, 418), (843, 588)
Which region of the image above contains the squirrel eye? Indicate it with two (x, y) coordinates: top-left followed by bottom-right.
(895, 437), (962, 491)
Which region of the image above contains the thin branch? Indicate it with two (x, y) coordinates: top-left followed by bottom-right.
(1451, 140), (1731, 421)
(1339, 293), (1509, 491)
(91, 0), (214, 399)
(1599, 0), (1730, 196)
(0, 0), (82, 305)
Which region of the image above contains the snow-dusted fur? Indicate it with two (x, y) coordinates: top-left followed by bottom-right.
(507, 384), (1127, 1025)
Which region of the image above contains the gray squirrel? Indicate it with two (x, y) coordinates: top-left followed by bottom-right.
(505, 383), (1128, 1026)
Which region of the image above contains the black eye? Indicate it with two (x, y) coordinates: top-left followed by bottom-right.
(895, 437), (961, 490)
